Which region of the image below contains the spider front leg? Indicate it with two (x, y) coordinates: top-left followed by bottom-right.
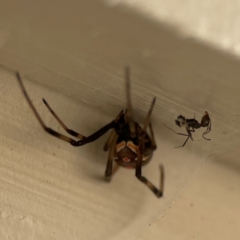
(17, 72), (82, 144)
(42, 98), (86, 139)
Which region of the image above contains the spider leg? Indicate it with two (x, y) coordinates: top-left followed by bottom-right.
(148, 122), (157, 151)
(125, 67), (136, 137)
(17, 72), (118, 147)
(136, 148), (164, 198)
(187, 128), (194, 141)
(135, 97), (164, 198)
(42, 98), (86, 139)
(71, 110), (124, 146)
(105, 132), (118, 181)
(140, 98), (156, 154)
(141, 97), (156, 134)
(165, 124), (194, 148)
(176, 127), (199, 148)
(103, 129), (116, 151)
(190, 126), (196, 132)
(17, 72), (79, 143)
(164, 124), (190, 137)
(175, 135), (190, 148)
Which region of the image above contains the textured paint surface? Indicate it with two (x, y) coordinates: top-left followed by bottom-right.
(0, 1), (240, 239)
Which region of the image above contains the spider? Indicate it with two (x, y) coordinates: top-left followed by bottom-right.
(165, 112), (211, 148)
(16, 68), (164, 198)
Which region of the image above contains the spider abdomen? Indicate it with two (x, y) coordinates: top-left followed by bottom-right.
(115, 140), (151, 168)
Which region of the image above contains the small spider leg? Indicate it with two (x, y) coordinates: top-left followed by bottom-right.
(42, 98), (86, 140)
(125, 66), (136, 137)
(175, 128), (197, 148)
(105, 133), (118, 181)
(175, 135), (191, 148)
(186, 127), (194, 141)
(189, 126), (196, 132)
(164, 123), (199, 147)
(164, 124), (190, 137)
(135, 97), (164, 198)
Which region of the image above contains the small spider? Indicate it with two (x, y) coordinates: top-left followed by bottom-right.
(16, 68), (164, 198)
(165, 112), (211, 148)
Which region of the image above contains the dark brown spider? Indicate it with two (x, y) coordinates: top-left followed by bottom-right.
(165, 112), (211, 148)
(16, 68), (164, 198)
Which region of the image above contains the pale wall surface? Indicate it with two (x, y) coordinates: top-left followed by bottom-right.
(106, 0), (240, 55)
(0, 1), (240, 240)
